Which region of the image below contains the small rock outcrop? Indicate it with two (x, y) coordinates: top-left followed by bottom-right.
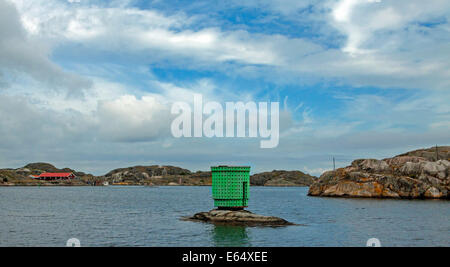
(250, 170), (316, 186)
(184, 209), (295, 227)
(102, 166), (317, 186)
(104, 165), (191, 183)
(308, 146), (450, 199)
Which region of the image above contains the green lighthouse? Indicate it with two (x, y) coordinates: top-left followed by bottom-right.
(211, 166), (250, 209)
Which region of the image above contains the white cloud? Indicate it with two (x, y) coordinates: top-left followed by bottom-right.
(97, 95), (171, 142)
(329, 0), (450, 54)
(0, 76), (448, 175)
(7, 0), (450, 90)
(0, 0), (92, 94)
(0, 0), (449, 175)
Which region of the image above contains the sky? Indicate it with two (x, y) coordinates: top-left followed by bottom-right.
(0, 0), (449, 176)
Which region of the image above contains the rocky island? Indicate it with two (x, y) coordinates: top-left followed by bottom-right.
(250, 170), (315, 186)
(308, 146), (450, 199)
(184, 209), (295, 227)
(101, 166), (316, 187)
(184, 166), (296, 227)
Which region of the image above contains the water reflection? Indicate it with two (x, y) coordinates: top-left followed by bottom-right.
(211, 225), (250, 247)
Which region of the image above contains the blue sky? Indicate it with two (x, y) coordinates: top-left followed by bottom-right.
(0, 0), (449, 175)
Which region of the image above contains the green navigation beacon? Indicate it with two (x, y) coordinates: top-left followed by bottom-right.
(211, 166), (250, 210)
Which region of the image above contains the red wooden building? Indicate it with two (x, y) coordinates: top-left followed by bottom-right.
(33, 172), (76, 181)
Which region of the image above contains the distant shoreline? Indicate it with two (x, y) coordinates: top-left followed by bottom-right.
(0, 183), (310, 187)
(0, 163), (316, 188)
(2, 146), (448, 199)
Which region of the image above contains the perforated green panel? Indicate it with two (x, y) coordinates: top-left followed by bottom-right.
(211, 166), (250, 208)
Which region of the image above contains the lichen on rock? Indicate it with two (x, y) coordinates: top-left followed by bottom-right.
(308, 146), (450, 199)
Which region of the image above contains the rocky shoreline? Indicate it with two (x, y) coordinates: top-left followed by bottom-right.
(308, 146), (450, 199)
(183, 209), (295, 227)
(2, 146), (449, 201)
(0, 163), (317, 187)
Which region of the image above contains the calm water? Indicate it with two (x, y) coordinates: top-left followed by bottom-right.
(0, 186), (448, 247)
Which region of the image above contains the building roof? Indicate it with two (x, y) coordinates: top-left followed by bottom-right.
(38, 172), (74, 178)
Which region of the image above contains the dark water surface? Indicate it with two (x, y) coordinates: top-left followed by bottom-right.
(0, 186), (448, 246)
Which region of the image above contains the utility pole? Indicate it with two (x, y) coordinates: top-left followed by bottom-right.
(436, 145), (439, 161)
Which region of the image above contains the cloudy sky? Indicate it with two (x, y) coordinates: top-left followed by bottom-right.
(0, 0), (449, 175)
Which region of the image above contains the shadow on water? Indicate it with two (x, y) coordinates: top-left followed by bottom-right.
(211, 225), (250, 247)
